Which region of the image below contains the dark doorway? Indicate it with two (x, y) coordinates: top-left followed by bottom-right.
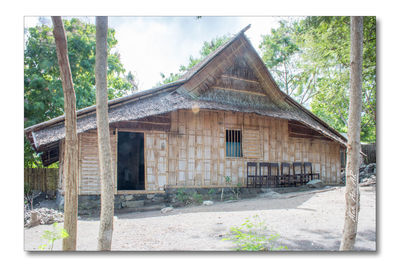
(117, 132), (145, 190)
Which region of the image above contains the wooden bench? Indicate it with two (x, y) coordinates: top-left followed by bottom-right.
(259, 162), (280, 188)
(246, 162), (259, 188)
(303, 162), (320, 183)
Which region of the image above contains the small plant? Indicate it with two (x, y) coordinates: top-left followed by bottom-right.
(191, 192), (203, 204)
(221, 176), (241, 201)
(207, 188), (216, 200)
(222, 215), (288, 251)
(208, 188), (216, 195)
(176, 188), (190, 204)
(38, 222), (69, 250)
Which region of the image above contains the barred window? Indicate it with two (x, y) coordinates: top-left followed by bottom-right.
(226, 129), (242, 157)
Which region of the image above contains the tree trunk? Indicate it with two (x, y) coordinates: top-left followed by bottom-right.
(95, 16), (115, 251)
(340, 16), (363, 251)
(51, 16), (78, 251)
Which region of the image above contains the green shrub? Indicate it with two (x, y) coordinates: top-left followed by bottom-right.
(223, 215), (288, 251)
(207, 188), (216, 200)
(191, 192), (203, 204)
(38, 222), (69, 250)
(222, 176), (241, 200)
(176, 188), (189, 204)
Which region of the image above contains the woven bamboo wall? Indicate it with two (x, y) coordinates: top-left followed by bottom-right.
(24, 168), (58, 193)
(167, 109), (341, 187)
(77, 129), (117, 195)
(145, 132), (168, 191)
(67, 109), (341, 195)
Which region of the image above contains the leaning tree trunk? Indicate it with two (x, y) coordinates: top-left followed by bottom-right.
(51, 16), (79, 251)
(340, 16), (363, 251)
(95, 16), (115, 251)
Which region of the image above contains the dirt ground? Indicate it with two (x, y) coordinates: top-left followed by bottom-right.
(24, 185), (376, 251)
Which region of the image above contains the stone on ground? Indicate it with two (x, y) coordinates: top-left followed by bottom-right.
(203, 200), (214, 206)
(24, 208), (64, 228)
(161, 207), (174, 214)
(307, 179), (324, 188)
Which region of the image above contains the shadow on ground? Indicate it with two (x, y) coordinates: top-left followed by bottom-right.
(114, 193), (315, 220)
(279, 228), (376, 251)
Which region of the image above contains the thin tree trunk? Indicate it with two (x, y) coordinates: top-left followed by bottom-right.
(95, 16), (115, 251)
(340, 16), (363, 251)
(51, 16), (78, 251)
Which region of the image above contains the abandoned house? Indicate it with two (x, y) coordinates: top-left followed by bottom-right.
(24, 25), (347, 205)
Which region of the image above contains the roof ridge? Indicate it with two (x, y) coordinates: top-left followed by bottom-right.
(180, 24), (251, 81)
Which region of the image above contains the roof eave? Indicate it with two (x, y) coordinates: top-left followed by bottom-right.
(24, 79), (186, 134)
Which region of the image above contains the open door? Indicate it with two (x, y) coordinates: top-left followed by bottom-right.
(117, 132), (145, 190)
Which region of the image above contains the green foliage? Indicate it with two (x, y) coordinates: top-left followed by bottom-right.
(176, 188), (190, 204)
(38, 222), (69, 250)
(158, 35), (231, 85)
(259, 20), (303, 98)
(304, 16), (376, 143)
(207, 188), (216, 200)
(159, 72), (182, 85)
(208, 188), (216, 195)
(191, 192), (203, 204)
(175, 189), (205, 205)
(24, 18), (138, 167)
(260, 17), (376, 142)
(223, 176), (241, 200)
(222, 215), (288, 251)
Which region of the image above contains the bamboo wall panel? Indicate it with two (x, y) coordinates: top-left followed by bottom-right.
(146, 132), (168, 191)
(63, 109), (342, 195)
(166, 109), (341, 187)
(242, 129), (261, 158)
(24, 168), (59, 193)
(78, 130), (117, 195)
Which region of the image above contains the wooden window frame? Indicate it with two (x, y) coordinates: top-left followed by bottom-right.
(225, 129), (243, 158)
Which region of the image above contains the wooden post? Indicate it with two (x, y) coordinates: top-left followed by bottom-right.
(95, 16), (115, 251)
(51, 16), (79, 251)
(340, 16), (363, 251)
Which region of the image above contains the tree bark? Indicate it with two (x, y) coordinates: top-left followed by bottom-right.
(340, 16), (363, 251)
(95, 16), (115, 251)
(51, 16), (78, 251)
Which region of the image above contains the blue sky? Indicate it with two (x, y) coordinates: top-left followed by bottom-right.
(24, 16), (288, 90)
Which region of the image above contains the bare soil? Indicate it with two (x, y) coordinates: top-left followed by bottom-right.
(24, 185), (376, 251)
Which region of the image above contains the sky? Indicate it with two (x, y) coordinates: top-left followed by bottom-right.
(24, 16), (287, 90)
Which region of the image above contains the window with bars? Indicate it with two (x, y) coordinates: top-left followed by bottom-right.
(226, 129), (242, 157)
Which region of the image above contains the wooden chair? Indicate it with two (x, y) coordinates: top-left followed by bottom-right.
(303, 162), (320, 183)
(280, 162), (291, 187)
(269, 163), (280, 188)
(246, 162), (258, 188)
(259, 163), (270, 187)
(292, 162), (305, 186)
(259, 163), (280, 188)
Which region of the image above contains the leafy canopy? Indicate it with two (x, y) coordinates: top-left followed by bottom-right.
(24, 18), (138, 167)
(260, 17), (376, 142)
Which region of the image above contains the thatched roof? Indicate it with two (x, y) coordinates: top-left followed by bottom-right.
(25, 24), (347, 165)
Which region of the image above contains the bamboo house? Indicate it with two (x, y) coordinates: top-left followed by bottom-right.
(25, 25), (347, 198)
